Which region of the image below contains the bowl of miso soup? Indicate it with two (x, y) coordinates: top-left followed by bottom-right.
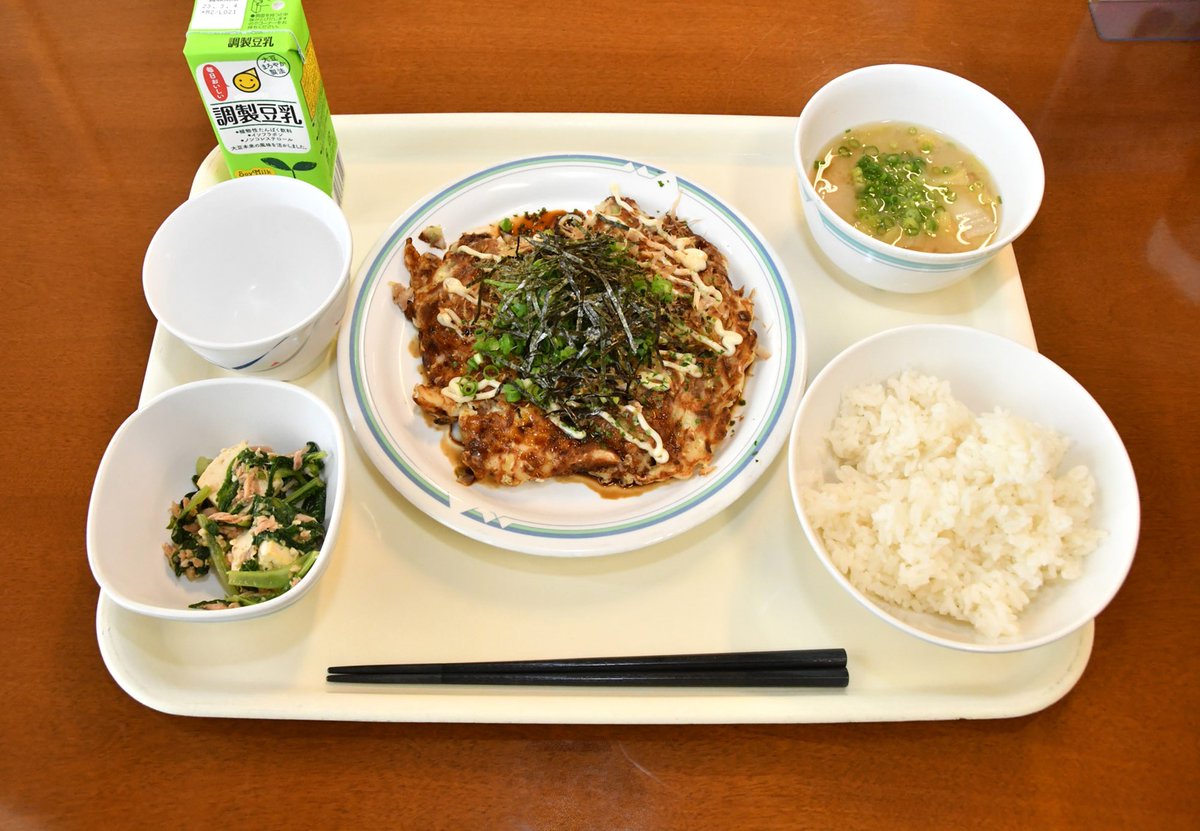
(794, 64), (1044, 293)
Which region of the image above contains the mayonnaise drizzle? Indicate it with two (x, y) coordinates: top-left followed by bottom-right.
(441, 276), (478, 303)
(712, 317), (744, 354)
(673, 246), (708, 273)
(691, 317), (742, 356)
(442, 377), (500, 404)
(691, 330), (726, 354)
(611, 202), (717, 312)
(548, 414), (586, 440)
(661, 351), (703, 378)
(600, 405), (669, 464)
(604, 186), (742, 358)
(456, 244), (502, 262)
(687, 272), (722, 310)
(436, 307), (465, 334)
(610, 185), (707, 275)
(638, 368), (671, 391)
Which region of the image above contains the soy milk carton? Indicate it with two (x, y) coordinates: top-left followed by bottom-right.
(184, 0), (344, 202)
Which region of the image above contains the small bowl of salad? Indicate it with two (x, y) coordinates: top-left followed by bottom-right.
(87, 378), (347, 621)
(793, 64), (1044, 293)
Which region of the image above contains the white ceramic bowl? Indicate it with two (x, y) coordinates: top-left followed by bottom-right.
(794, 64), (1045, 293)
(143, 176), (353, 380)
(787, 325), (1139, 652)
(87, 378), (347, 621)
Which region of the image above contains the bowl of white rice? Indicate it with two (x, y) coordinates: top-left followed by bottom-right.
(788, 324), (1139, 652)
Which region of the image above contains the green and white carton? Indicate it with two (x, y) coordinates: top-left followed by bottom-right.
(184, 0), (344, 202)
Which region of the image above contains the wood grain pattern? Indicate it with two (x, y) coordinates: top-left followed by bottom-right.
(1, 1), (1197, 828)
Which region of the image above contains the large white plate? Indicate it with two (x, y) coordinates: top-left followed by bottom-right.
(336, 153), (807, 556)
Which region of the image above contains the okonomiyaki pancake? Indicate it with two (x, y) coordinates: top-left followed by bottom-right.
(393, 192), (758, 488)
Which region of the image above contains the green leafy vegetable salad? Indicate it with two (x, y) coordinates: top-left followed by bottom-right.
(163, 441), (328, 610)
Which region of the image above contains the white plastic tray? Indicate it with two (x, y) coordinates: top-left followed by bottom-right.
(96, 113), (1092, 723)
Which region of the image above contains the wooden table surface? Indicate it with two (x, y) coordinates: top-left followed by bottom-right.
(3, 1), (1197, 827)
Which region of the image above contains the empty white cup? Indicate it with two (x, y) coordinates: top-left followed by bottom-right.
(143, 175), (352, 380)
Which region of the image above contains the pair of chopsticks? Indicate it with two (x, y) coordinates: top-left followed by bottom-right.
(327, 648), (848, 688)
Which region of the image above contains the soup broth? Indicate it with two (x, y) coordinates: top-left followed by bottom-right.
(810, 122), (1002, 254)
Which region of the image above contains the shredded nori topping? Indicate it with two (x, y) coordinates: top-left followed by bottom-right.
(467, 228), (684, 430)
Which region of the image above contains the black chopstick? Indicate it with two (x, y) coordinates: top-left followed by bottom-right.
(328, 648), (846, 675)
(326, 648), (848, 688)
(326, 668), (848, 688)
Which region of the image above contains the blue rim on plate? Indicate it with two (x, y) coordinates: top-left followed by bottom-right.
(338, 153), (806, 555)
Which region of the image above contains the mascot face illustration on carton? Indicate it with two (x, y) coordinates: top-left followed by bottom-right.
(184, 0), (344, 202)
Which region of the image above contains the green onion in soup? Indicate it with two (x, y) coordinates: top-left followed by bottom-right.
(811, 122), (1003, 254)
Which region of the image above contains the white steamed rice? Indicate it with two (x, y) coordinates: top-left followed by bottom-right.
(801, 370), (1102, 639)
